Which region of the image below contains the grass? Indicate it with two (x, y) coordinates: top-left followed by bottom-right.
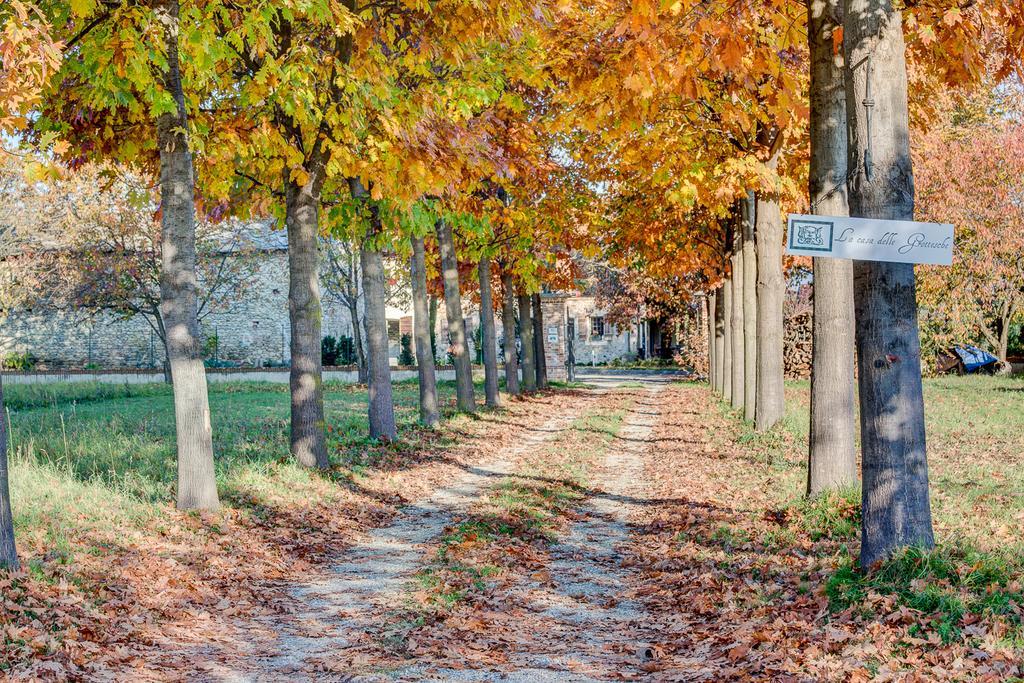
(712, 374), (1024, 648)
(4, 378), (462, 557)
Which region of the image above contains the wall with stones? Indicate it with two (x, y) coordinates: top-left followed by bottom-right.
(0, 250), (420, 369)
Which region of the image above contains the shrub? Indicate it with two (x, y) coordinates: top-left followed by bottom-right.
(321, 336), (340, 366)
(338, 336), (356, 365)
(399, 333), (415, 366)
(1, 351), (39, 371)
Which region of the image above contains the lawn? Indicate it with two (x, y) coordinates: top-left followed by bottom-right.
(4, 378), (464, 587)
(766, 375), (1024, 551)
(710, 375), (1024, 657)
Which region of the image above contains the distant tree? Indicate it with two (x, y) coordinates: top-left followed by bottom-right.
(915, 83), (1024, 363)
(321, 238), (410, 381)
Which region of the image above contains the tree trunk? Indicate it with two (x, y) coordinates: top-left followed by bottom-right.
(501, 272), (520, 396)
(352, 180), (397, 441)
(518, 290), (537, 392)
(155, 0), (220, 509)
(730, 233), (745, 411)
(284, 165), (330, 468)
(844, 0), (934, 569)
(714, 285), (726, 394)
(708, 291), (717, 390)
(532, 293), (548, 389)
(807, 0), (858, 497)
(478, 257), (501, 407)
(755, 184), (786, 431)
(435, 219), (476, 413)
(0, 375), (18, 570)
(346, 300), (367, 381)
(411, 236), (440, 427)
(722, 276), (733, 404)
(429, 295), (438, 362)
(741, 193), (758, 422)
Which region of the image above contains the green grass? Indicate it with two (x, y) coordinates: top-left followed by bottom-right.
(714, 374), (1024, 647)
(5, 378), (464, 550)
(826, 545), (1024, 645)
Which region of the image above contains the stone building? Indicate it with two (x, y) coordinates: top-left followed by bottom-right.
(0, 230), (416, 369)
(1, 229), (640, 372)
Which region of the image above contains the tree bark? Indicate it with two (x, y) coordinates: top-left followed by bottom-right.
(501, 272), (520, 396)
(755, 183), (787, 431)
(155, 0), (220, 508)
(807, 0), (858, 497)
(714, 286), (726, 394)
(532, 294), (548, 389)
(352, 180), (398, 441)
(284, 164), (330, 468)
(411, 236), (440, 427)
(708, 291), (717, 390)
(434, 219), (475, 412)
(0, 375), (18, 570)
(429, 295), (438, 361)
(730, 230), (745, 411)
(346, 299), (367, 381)
(478, 257), (501, 407)
(722, 276), (734, 404)
(741, 193), (758, 422)
(844, 0), (934, 569)
(518, 290), (537, 392)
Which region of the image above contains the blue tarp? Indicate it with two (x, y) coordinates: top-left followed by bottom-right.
(953, 345), (999, 373)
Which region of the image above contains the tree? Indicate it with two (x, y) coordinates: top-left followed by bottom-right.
(0, 0), (61, 570)
(915, 95), (1024, 363)
(154, 0), (220, 507)
(352, 180), (398, 441)
(410, 235), (440, 427)
(27, 0), (223, 505)
(531, 293), (548, 389)
(843, 0), (934, 568)
(517, 289), (536, 392)
(500, 271), (520, 396)
(436, 218), (476, 413)
(740, 194), (757, 422)
(806, 0), (857, 497)
(322, 239), (368, 380)
(478, 256), (500, 407)
(730, 227), (744, 411)
(754, 145), (787, 432)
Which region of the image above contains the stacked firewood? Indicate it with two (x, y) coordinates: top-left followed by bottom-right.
(784, 310), (813, 379)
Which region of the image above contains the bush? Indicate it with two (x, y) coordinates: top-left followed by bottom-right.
(338, 336), (356, 365)
(399, 333), (415, 366)
(321, 336), (340, 366)
(1, 352), (39, 371)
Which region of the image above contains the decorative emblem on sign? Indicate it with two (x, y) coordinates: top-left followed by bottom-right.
(789, 218), (834, 253)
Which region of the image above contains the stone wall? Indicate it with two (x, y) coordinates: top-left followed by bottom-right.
(0, 251), (419, 369)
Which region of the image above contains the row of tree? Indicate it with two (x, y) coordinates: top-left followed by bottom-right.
(0, 0), (579, 569)
(2, 0), (1023, 576)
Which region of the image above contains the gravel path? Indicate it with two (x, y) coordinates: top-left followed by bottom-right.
(209, 396), (602, 682)
(396, 381), (666, 682)
(198, 374), (670, 682)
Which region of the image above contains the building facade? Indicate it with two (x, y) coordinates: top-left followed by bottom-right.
(1, 241), (639, 372)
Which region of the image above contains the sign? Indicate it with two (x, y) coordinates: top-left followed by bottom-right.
(786, 214), (953, 265)
(547, 325), (558, 343)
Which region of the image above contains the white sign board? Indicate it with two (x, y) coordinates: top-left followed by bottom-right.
(786, 214), (953, 265)
(547, 326), (558, 343)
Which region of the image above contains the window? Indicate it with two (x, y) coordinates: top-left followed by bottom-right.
(387, 319), (400, 343)
(590, 316), (605, 339)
